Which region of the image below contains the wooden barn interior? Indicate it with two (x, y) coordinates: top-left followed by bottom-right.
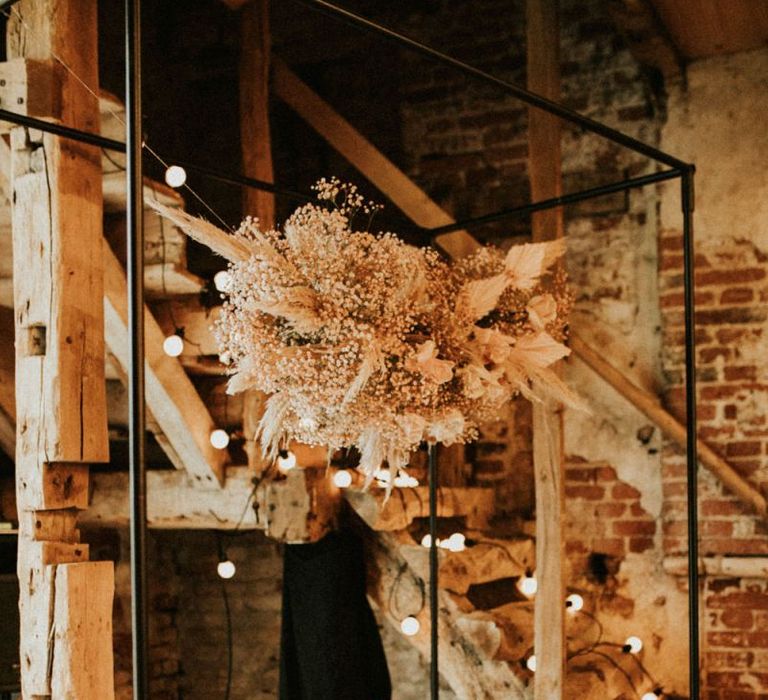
(1, 0), (768, 698)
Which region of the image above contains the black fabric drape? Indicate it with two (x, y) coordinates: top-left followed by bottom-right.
(279, 529), (392, 700)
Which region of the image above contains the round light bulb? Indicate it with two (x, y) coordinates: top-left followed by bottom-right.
(164, 165), (187, 188)
(526, 655), (536, 672)
(277, 450), (297, 473)
(641, 693), (661, 700)
(518, 574), (538, 598)
(565, 593), (584, 612)
(210, 429), (230, 449)
(214, 270), (232, 293)
(421, 534), (441, 548)
(333, 470), (352, 488)
(400, 616), (420, 636)
(217, 559), (236, 579)
(163, 334), (184, 357)
(446, 533), (466, 552)
(625, 636), (643, 654)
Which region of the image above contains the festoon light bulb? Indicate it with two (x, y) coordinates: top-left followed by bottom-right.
(444, 533), (466, 552)
(565, 593), (584, 612)
(518, 572), (538, 598)
(217, 559), (236, 579)
(277, 450), (297, 473)
(526, 655), (536, 672)
(164, 165), (187, 188)
(421, 534), (439, 548)
(163, 333), (184, 357)
(210, 429), (230, 449)
(624, 636), (643, 654)
(400, 616), (420, 636)
(333, 470), (352, 488)
(214, 270), (232, 293)
(641, 692), (662, 700)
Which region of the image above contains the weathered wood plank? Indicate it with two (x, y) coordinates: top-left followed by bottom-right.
(84, 466), (258, 529)
(272, 57), (478, 259)
(527, 1), (566, 695)
(103, 244), (228, 487)
(345, 486), (495, 531)
(51, 561), (115, 699)
(240, 0), (275, 475)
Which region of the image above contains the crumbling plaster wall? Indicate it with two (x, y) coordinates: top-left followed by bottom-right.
(659, 47), (768, 699)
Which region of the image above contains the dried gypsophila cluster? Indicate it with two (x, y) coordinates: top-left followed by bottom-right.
(210, 178), (577, 480)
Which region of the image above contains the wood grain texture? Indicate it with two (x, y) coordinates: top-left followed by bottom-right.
(51, 561), (115, 699)
(85, 466), (258, 529)
(103, 245), (228, 487)
(527, 1), (566, 696)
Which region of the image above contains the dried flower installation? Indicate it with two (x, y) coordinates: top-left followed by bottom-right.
(154, 179), (577, 480)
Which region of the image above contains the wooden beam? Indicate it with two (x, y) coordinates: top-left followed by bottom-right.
(271, 57), (478, 259)
(84, 466), (258, 529)
(0, 307), (15, 458)
(363, 529), (529, 699)
(103, 244), (228, 487)
(51, 562), (115, 698)
(345, 486), (495, 532)
(570, 331), (768, 516)
(239, 0), (274, 475)
(8, 1), (113, 694)
(527, 1), (566, 696)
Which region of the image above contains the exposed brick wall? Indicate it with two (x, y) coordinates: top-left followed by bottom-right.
(660, 234), (768, 557)
(704, 578), (768, 699)
(565, 458), (657, 569)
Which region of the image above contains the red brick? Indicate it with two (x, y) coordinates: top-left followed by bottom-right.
(700, 386), (740, 401)
(595, 502), (626, 518)
(726, 442), (762, 457)
(697, 268), (766, 287)
(702, 499), (748, 517)
(724, 366), (758, 381)
(565, 485), (605, 500)
(700, 347), (732, 364)
(706, 650), (755, 671)
(596, 466), (617, 481)
(611, 483), (641, 499)
(708, 631), (749, 648)
(703, 520), (734, 537)
(565, 468), (598, 483)
(720, 288), (755, 304)
(663, 482), (688, 498)
(628, 536), (653, 553)
(613, 520), (656, 536)
(719, 609), (754, 629)
(590, 538), (625, 556)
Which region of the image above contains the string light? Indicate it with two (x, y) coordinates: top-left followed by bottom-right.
(393, 470), (419, 488)
(333, 470), (352, 488)
(641, 691), (662, 700)
(163, 333), (184, 357)
(623, 636), (643, 654)
(214, 270), (232, 293)
(526, 655), (536, 672)
(277, 450), (297, 473)
(443, 532), (466, 552)
(421, 534), (438, 548)
(210, 429), (230, 449)
(217, 559), (236, 580)
(164, 164), (187, 188)
(518, 571), (538, 598)
(565, 593), (584, 612)
(400, 616), (420, 636)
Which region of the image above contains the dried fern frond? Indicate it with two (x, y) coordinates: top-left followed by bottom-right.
(146, 200), (250, 263)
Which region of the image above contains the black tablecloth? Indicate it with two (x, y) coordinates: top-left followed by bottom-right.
(279, 529), (392, 700)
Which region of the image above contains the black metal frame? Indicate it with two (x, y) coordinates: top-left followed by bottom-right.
(4, 0), (699, 697)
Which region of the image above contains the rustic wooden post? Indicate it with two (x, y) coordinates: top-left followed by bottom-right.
(239, 0), (274, 476)
(7, 1), (114, 697)
(526, 0), (566, 697)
